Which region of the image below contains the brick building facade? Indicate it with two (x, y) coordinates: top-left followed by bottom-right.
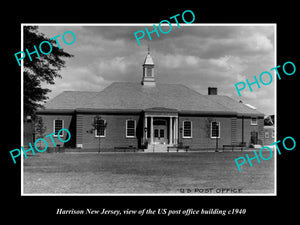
(37, 51), (264, 152)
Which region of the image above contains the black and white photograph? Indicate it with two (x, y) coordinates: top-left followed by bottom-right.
(22, 24), (276, 195)
(4, 5), (298, 221)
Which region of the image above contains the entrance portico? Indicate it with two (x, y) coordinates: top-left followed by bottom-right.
(143, 108), (179, 147)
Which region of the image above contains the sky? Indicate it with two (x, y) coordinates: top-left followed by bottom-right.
(37, 24), (275, 115)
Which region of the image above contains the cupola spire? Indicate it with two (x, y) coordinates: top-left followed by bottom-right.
(142, 47), (155, 86)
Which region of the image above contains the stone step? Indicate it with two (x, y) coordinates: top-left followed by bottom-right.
(145, 144), (168, 152)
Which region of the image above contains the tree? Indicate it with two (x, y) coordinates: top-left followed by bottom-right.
(88, 115), (107, 153)
(34, 116), (46, 148)
(24, 26), (73, 117)
(204, 117), (213, 139)
(264, 115), (274, 126)
(204, 117), (219, 151)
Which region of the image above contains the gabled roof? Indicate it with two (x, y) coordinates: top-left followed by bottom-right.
(40, 82), (264, 116)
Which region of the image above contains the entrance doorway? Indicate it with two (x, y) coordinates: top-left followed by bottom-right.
(251, 131), (258, 145)
(154, 127), (167, 143)
(153, 119), (168, 144)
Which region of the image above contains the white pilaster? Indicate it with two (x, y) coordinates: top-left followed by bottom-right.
(150, 116), (154, 144)
(169, 117), (173, 145)
(172, 117), (175, 145)
(144, 116), (148, 140)
(174, 117), (178, 144)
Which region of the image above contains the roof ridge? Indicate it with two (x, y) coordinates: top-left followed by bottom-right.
(62, 90), (100, 93)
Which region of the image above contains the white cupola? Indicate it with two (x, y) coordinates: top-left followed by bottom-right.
(141, 48), (155, 87)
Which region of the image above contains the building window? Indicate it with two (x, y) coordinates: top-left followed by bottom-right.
(265, 131), (269, 139)
(146, 67), (152, 77)
(95, 119), (106, 137)
(126, 120), (136, 138)
(251, 117), (258, 125)
(211, 121), (220, 138)
(183, 121), (192, 138)
(153, 119), (166, 126)
(53, 119), (64, 137)
(154, 129), (159, 138)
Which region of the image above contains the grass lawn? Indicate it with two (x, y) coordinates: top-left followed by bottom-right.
(23, 152), (275, 194)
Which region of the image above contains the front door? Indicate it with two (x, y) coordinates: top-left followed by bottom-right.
(154, 127), (167, 144)
(251, 131), (258, 145)
(153, 119), (168, 144)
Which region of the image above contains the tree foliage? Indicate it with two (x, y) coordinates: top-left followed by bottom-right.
(24, 26), (73, 117)
(34, 116), (46, 138)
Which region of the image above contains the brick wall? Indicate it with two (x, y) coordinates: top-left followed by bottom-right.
(235, 116), (264, 147)
(78, 113), (141, 150)
(178, 115), (232, 150)
(38, 112), (265, 151)
(36, 114), (76, 148)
